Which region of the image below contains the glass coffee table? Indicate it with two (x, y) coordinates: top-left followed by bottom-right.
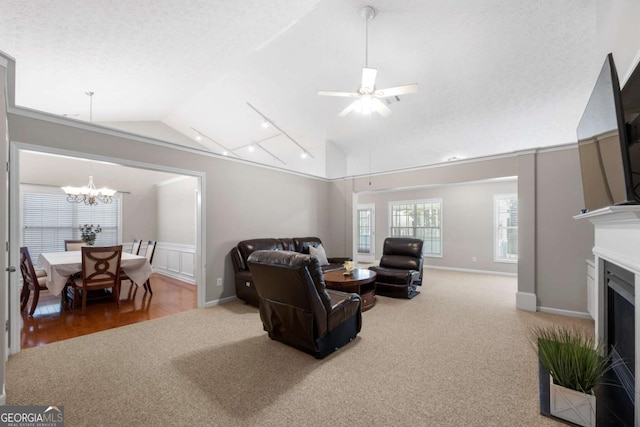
(324, 269), (377, 311)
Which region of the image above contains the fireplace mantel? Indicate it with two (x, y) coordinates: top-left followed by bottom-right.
(577, 205), (640, 426)
(577, 206), (640, 275)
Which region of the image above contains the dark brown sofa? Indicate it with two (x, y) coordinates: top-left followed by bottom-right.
(247, 250), (361, 358)
(231, 237), (349, 306)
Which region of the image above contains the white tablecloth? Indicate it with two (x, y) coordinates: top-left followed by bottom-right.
(37, 251), (153, 296)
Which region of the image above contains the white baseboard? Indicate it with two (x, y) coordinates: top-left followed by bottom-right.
(537, 306), (592, 320)
(155, 269), (195, 285)
(204, 295), (239, 308)
(516, 292), (537, 312)
(425, 265), (518, 277)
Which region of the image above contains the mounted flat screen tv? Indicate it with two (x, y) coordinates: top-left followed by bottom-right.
(577, 53), (640, 212)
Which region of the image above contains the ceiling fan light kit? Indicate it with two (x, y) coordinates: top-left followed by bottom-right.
(318, 5), (418, 118)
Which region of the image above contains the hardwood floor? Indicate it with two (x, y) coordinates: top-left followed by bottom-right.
(20, 274), (197, 349)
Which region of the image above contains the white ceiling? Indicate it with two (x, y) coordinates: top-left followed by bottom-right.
(1, 0), (600, 178)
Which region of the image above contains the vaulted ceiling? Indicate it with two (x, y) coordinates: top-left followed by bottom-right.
(1, 0), (599, 178)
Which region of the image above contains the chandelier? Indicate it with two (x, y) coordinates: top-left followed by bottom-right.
(61, 175), (116, 206)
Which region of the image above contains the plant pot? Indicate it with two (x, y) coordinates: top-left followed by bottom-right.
(538, 357), (550, 416)
(549, 376), (596, 427)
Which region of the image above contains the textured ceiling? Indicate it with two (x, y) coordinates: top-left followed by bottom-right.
(0, 0), (599, 178)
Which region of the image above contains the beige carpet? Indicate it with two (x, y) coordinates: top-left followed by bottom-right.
(6, 269), (590, 426)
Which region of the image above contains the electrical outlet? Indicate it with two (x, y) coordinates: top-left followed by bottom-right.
(216, 278), (222, 287)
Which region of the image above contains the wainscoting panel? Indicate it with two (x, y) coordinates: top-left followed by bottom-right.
(150, 242), (196, 285)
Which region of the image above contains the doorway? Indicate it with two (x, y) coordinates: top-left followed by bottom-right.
(8, 144), (206, 353)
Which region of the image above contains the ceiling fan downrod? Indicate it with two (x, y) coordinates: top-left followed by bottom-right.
(361, 6), (376, 68)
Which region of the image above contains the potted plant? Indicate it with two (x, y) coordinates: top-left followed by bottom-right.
(79, 224), (102, 246)
(530, 325), (612, 427)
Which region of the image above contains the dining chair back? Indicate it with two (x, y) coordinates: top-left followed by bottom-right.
(65, 239), (86, 251)
(142, 240), (157, 294)
(119, 239), (141, 292)
(130, 239), (142, 255)
(70, 245), (123, 313)
(19, 246), (49, 316)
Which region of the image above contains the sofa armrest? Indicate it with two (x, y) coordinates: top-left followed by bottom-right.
(326, 289), (361, 332)
(231, 246), (246, 273)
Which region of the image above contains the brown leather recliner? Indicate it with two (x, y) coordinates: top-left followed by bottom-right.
(231, 238), (289, 307)
(369, 238), (424, 299)
(231, 237), (349, 307)
(248, 250), (362, 359)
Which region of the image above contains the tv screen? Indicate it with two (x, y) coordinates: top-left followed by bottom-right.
(577, 53), (640, 212)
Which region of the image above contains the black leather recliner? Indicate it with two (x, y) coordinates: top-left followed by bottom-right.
(248, 250), (362, 359)
(369, 237), (424, 299)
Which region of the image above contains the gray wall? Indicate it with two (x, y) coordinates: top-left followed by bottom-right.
(156, 177), (198, 245)
(331, 148), (595, 315)
(8, 113), (340, 304)
(357, 179), (518, 275)
(8, 110), (601, 314)
(535, 147), (595, 313)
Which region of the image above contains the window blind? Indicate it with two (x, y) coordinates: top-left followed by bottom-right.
(23, 191), (120, 262)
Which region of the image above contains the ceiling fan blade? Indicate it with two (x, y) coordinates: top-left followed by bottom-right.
(361, 68), (377, 92)
(371, 98), (392, 117)
(318, 90), (359, 98)
(338, 101), (358, 117)
(374, 83), (419, 98)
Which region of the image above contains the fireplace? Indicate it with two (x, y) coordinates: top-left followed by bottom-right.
(580, 206), (640, 426)
(598, 261), (635, 426)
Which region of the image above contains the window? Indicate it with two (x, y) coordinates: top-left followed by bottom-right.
(22, 188), (121, 262)
(389, 198), (442, 256)
(357, 205), (374, 255)
(494, 194), (518, 262)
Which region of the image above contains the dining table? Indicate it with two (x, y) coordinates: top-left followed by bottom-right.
(37, 250), (153, 296)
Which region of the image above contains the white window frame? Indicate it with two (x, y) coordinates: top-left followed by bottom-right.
(356, 203), (375, 262)
(388, 198), (443, 257)
(494, 193), (518, 263)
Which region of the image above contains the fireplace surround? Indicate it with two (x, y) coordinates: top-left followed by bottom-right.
(580, 206), (640, 426)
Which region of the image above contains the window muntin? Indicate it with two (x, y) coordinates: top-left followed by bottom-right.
(389, 199), (442, 256)
(357, 207), (373, 254)
(494, 194), (518, 262)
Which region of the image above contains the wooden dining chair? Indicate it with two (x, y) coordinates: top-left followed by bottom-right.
(130, 239), (142, 255)
(19, 247), (49, 316)
(65, 239), (86, 251)
(119, 239), (143, 293)
(142, 240), (157, 294)
(69, 245), (123, 313)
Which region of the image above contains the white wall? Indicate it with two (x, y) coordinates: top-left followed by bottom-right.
(597, 0), (640, 84)
(98, 121), (209, 151)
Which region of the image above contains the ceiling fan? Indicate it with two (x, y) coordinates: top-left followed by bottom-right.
(318, 6), (418, 118)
